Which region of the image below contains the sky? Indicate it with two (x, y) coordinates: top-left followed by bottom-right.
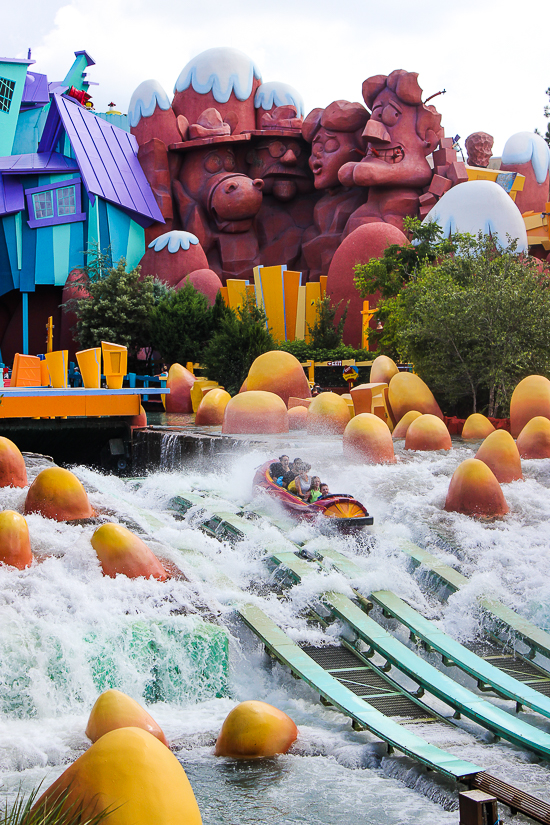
(4, 0), (549, 156)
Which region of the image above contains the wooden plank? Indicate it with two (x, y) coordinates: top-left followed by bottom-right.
(283, 270), (301, 342)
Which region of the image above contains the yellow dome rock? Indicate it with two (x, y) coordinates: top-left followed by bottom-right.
(307, 392), (350, 435)
(86, 689), (168, 746)
(392, 410), (422, 439)
(0, 510), (32, 569)
(215, 700), (298, 758)
(516, 416), (550, 459)
(24, 467), (93, 521)
(461, 414), (495, 441)
(33, 727), (202, 825)
(246, 351), (311, 405)
(343, 413), (396, 463)
(91, 523), (169, 580)
(195, 388), (231, 425)
(288, 405), (308, 430)
(0, 436), (27, 487)
(510, 375), (550, 438)
(222, 391), (288, 434)
(388, 373), (443, 422)
(444, 458), (509, 517)
(405, 414), (451, 451)
(475, 430), (523, 483)
(165, 363), (195, 414)
(370, 355), (399, 385)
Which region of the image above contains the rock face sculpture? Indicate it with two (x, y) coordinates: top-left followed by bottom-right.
(465, 132), (494, 168)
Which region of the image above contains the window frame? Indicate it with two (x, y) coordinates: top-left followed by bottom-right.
(0, 76), (16, 114)
(25, 177), (86, 229)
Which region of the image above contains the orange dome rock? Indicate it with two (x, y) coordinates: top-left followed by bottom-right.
(445, 458), (509, 517)
(475, 429), (523, 483)
(405, 414), (451, 451)
(222, 391), (289, 434)
(307, 392), (350, 435)
(462, 414), (495, 440)
(388, 372), (443, 422)
(510, 375), (550, 438)
(24, 467), (93, 521)
(0, 510), (32, 569)
(195, 388), (231, 425)
(288, 405), (308, 430)
(343, 413), (396, 463)
(516, 416), (550, 459)
(0, 436), (27, 487)
(86, 689), (168, 746)
(215, 700), (297, 758)
(370, 355), (399, 385)
(165, 363), (195, 414)
(246, 351), (311, 405)
(392, 410), (422, 439)
(91, 523), (169, 580)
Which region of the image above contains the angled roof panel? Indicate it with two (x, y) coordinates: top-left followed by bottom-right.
(21, 72), (50, 106)
(0, 152), (79, 174)
(0, 175), (24, 216)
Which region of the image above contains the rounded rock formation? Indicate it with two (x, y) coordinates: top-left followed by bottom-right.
(222, 391), (288, 434)
(307, 392), (350, 435)
(86, 689), (168, 746)
(343, 413), (396, 463)
(245, 351), (311, 405)
(370, 355), (399, 385)
(444, 458), (509, 517)
(475, 430), (523, 483)
(24, 467), (93, 521)
(215, 700), (298, 758)
(91, 523), (169, 580)
(195, 388), (231, 426)
(461, 414), (495, 441)
(0, 510), (32, 569)
(392, 410), (422, 440)
(165, 363), (196, 414)
(0, 436), (27, 487)
(405, 414), (451, 451)
(33, 727), (202, 825)
(178, 268), (223, 305)
(388, 372), (443, 423)
(288, 405), (308, 430)
(516, 416), (550, 459)
(510, 375), (550, 438)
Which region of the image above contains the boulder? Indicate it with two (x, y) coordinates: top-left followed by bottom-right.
(288, 405), (308, 430)
(370, 355), (399, 385)
(307, 392), (350, 435)
(475, 430), (523, 483)
(516, 416), (550, 459)
(405, 414), (451, 451)
(0, 436), (27, 487)
(444, 458), (509, 517)
(24, 467), (93, 521)
(91, 523), (169, 580)
(343, 413), (395, 463)
(215, 700), (297, 758)
(510, 375), (550, 438)
(86, 689), (168, 746)
(392, 410), (422, 439)
(246, 351), (311, 405)
(165, 363), (195, 414)
(0, 510), (32, 569)
(388, 372), (443, 422)
(461, 413), (495, 441)
(222, 391), (288, 434)
(195, 388), (231, 425)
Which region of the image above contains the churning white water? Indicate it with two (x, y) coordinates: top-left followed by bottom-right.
(1, 436), (550, 824)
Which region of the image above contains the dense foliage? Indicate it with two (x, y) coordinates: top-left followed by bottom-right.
(307, 295), (348, 350)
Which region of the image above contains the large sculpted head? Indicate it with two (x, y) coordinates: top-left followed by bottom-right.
(465, 131), (494, 168)
(302, 100), (369, 190)
(339, 70), (443, 190)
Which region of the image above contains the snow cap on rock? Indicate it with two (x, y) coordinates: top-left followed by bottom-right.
(254, 82), (304, 117)
(128, 80), (172, 128)
(174, 47), (262, 103)
(148, 231), (200, 253)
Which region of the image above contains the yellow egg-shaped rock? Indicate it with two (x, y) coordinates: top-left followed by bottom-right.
(0, 436), (27, 487)
(405, 414), (451, 451)
(370, 355), (399, 385)
(0, 510), (32, 569)
(461, 414), (495, 441)
(222, 391), (288, 434)
(91, 523), (168, 580)
(246, 351), (311, 406)
(165, 363), (195, 414)
(516, 416), (550, 459)
(343, 413), (396, 463)
(33, 727), (202, 825)
(388, 372), (443, 422)
(195, 388), (231, 425)
(307, 392), (350, 435)
(392, 410), (422, 439)
(510, 375), (550, 438)
(444, 458), (509, 517)
(215, 700), (298, 758)
(475, 430), (523, 483)
(288, 405), (308, 430)
(24, 467), (93, 521)
(86, 689), (168, 746)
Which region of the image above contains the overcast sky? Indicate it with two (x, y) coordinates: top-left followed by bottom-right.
(4, 0), (549, 156)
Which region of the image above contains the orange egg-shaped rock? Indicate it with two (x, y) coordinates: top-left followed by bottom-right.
(405, 414), (451, 451)
(164, 363), (195, 414)
(370, 355), (399, 385)
(475, 430), (523, 483)
(462, 414), (495, 441)
(392, 410), (422, 439)
(0, 436), (27, 487)
(516, 416), (550, 459)
(0, 510), (32, 569)
(131, 404), (147, 428)
(24, 467), (93, 521)
(288, 405), (308, 430)
(91, 523), (168, 580)
(444, 458), (509, 517)
(215, 700), (298, 758)
(33, 727), (202, 825)
(510, 375), (550, 437)
(307, 392), (350, 435)
(179, 268), (223, 305)
(246, 351), (311, 405)
(222, 391), (288, 434)
(86, 689), (168, 746)
(388, 372), (443, 422)
(195, 388), (231, 425)
(343, 413), (395, 463)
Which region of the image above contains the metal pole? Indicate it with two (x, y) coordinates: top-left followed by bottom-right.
(22, 293), (29, 355)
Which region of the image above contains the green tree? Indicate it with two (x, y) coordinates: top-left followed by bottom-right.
(307, 295), (348, 350)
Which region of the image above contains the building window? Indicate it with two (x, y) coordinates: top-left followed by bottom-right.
(0, 76), (16, 114)
(26, 178), (86, 229)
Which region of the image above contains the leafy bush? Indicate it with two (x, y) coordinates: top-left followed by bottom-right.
(307, 295), (348, 349)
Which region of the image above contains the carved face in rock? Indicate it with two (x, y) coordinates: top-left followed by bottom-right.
(310, 127), (363, 190)
(246, 137), (313, 202)
(179, 144), (263, 232)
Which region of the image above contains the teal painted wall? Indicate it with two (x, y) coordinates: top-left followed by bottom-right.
(0, 60), (32, 155)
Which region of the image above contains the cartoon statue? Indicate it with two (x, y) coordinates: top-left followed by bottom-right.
(465, 131), (494, 168)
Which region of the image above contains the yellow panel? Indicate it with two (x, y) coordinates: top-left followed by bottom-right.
(85, 395), (140, 416)
(523, 214), (543, 230)
(320, 275), (327, 299)
(0, 396), (87, 418)
(45, 350), (68, 389)
(259, 265), (286, 342)
(190, 379), (219, 412)
(226, 279), (248, 311)
(253, 266), (263, 309)
(305, 282), (321, 343)
(219, 286), (229, 306)
(246, 284), (256, 303)
(511, 173), (525, 191)
(283, 270), (301, 342)
(295, 286), (306, 340)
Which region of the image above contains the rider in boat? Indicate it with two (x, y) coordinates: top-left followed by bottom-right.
(269, 455), (295, 487)
(288, 462), (312, 500)
(308, 477), (322, 502)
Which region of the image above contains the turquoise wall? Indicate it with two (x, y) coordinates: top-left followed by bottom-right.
(0, 60), (31, 156)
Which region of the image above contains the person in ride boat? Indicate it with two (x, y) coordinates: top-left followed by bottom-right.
(318, 482), (331, 499)
(269, 455), (294, 487)
(288, 462), (312, 499)
(308, 476), (322, 502)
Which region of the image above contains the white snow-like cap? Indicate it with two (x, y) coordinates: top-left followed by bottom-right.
(501, 131), (550, 185)
(422, 179), (528, 252)
(254, 81), (304, 117)
(148, 231), (200, 253)
(128, 80), (171, 128)
(174, 47), (262, 103)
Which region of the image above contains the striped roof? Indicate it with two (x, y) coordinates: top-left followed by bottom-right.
(0, 152), (79, 173)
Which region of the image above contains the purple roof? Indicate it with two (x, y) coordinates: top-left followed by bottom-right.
(38, 95), (164, 227)
(22, 72), (50, 106)
(0, 152), (79, 174)
(0, 175), (24, 216)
